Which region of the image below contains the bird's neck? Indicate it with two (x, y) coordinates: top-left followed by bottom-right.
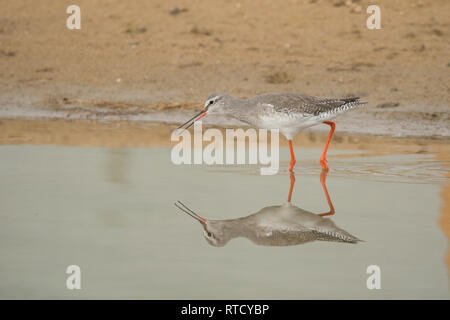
(218, 216), (258, 241)
(224, 98), (256, 125)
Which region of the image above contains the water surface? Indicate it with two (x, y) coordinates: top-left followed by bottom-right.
(0, 144), (448, 299)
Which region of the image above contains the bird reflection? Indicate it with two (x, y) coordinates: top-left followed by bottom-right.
(175, 170), (362, 247)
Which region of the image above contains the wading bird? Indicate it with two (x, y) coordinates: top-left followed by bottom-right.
(178, 93), (365, 171)
(174, 170), (362, 247)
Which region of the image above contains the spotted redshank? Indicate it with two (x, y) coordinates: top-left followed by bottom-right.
(178, 93), (366, 171)
(174, 170), (361, 247)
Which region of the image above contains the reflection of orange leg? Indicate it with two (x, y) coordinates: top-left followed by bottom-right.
(318, 169), (335, 216)
(320, 121), (335, 171)
(287, 172), (295, 203)
(288, 140), (296, 172)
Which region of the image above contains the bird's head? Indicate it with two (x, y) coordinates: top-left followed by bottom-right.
(203, 92), (230, 115)
(201, 221), (229, 247)
(174, 201), (230, 247)
(177, 93), (231, 130)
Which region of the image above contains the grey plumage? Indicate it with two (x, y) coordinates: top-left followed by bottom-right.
(247, 93), (365, 117)
(202, 93), (366, 139)
(176, 202), (362, 247)
(178, 91), (367, 170)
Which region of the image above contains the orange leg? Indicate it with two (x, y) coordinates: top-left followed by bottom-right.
(288, 140), (296, 172)
(287, 172), (295, 203)
(320, 121), (336, 171)
(318, 169), (335, 217)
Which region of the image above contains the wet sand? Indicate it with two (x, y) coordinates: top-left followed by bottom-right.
(1, 119), (450, 153)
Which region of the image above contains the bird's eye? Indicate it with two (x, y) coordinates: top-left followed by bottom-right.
(207, 232), (212, 237)
(209, 100), (214, 105)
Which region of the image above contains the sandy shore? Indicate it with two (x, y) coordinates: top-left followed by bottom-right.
(1, 0), (449, 137)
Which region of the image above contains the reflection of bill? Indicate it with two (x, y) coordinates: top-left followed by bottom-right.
(171, 121), (279, 175)
(174, 170), (362, 247)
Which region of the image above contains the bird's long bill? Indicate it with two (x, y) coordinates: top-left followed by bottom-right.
(177, 109), (208, 130)
(174, 201), (207, 224)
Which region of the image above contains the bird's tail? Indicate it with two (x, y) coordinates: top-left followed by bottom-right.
(342, 96), (367, 107)
(335, 96), (367, 116)
(317, 96), (366, 119)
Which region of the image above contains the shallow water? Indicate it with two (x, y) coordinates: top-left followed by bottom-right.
(0, 144), (449, 299)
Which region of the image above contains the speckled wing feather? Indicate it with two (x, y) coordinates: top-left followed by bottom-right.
(251, 93), (365, 117)
(250, 227), (361, 246)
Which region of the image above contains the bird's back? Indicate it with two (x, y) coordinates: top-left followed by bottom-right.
(249, 93), (364, 116)
(244, 204), (361, 246)
(242, 93), (365, 136)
